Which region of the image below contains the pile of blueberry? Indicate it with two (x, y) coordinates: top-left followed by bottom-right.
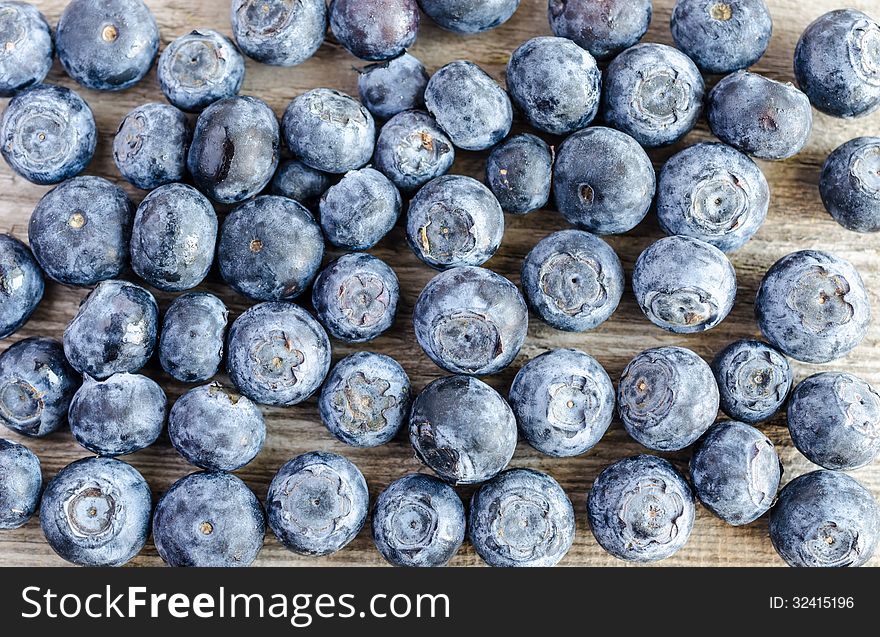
(1, 0), (880, 568)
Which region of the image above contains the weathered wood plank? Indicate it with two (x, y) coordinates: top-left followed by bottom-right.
(1, 0), (879, 567)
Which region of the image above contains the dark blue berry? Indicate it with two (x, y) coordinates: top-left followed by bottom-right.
(521, 229), (624, 332)
(410, 375), (517, 485)
(507, 36), (600, 136)
(548, 0), (652, 61)
(40, 457), (152, 566)
(226, 302), (331, 406)
(153, 470), (265, 567)
(68, 373), (166, 457)
(671, 0), (772, 74)
(0, 234), (43, 340)
(187, 95), (280, 204)
(219, 195), (324, 302)
(113, 103), (191, 190)
(820, 137), (880, 233)
(312, 253), (399, 343)
(231, 0), (326, 67)
(418, 0), (520, 34)
(372, 473), (465, 567)
(424, 61), (512, 151)
(618, 346), (719, 451)
(319, 352), (410, 447)
(0, 438), (41, 529)
(329, 0), (419, 61)
(1, 84), (96, 185)
(158, 29), (246, 112)
(282, 88), (375, 174)
(358, 54), (428, 121)
(319, 168), (401, 250)
(756, 250), (871, 363)
(486, 133), (552, 215)
(413, 267), (528, 376)
(509, 348), (614, 457)
(470, 468), (574, 567)
(406, 175), (504, 269)
(55, 0), (159, 91)
(0, 1), (53, 97)
(711, 340), (791, 424)
(588, 455), (695, 562)
(169, 383), (265, 472)
(267, 451), (368, 556)
(553, 126), (655, 235)
(374, 110), (454, 192)
(270, 159), (332, 207)
(0, 337), (78, 438)
(29, 176), (133, 287)
(159, 293), (228, 383)
(63, 280), (159, 380)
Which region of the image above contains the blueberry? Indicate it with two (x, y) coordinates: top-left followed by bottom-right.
(602, 43), (704, 148)
(374, 110), (455, 192)
(409, 375), (517, 485)
(690, 421), (781, 526)
(112, 103), (191, 191)
(187, 96), (280, 204)
(507, 36), (600, 136)
(63, 280), (159, 380)
(330, 0), (419, 61)
(0, 234), (43, 340)
(671, 0), (772, 74)
(633, 236), (737, 333)
(153, 470), (265, 567)
(414, 267), (528, 376)
(130, 184), (217, 292)
(158, 29), (246, 113)
(0, 84), (96, 185)
(711, 340), (792, 424)
(55, 0), (159, 92)
(770, 470), (879, 568)
(787, 372), (880, 471)
(553, 126), (655, 235)
(588, 455), (695, 562)
(470, 469), (574, 567)
(0, 1), (53, 97)
(282, 88), (376, 174)
(231, 0), (326, 67)
(226, 302), (331, 406)
(358, 54), (428, 121)
(372, 473), (465, 567)
(418, 0), (520, 34)
(218, 196), (324, 302)
(169, 383), (266, 472)
(318, 352), (411, 447)
(618, 346), (720, 451)
(312, 253), (399, 343)
(424, 61), (512, 151)
(657, 142), (770, 252)
(756, 250), (871, 363)
(270, 159), (332, 207)
(509, 348), (614, 457)
(486, 133), (552, 215)
(794, 9), (880, 119)
(319, 168), (402, 250)
(548, 0), (652, 61)
(0, 337), (78, 438)
(0, 438), (41, 529)
(707, 71), (813, 161)
(68, 373), (166, 457)
(406, 175), (504, 269)
(40, 457), (151, 567)
(521, 229), (624, 332)
(159, 293), (228, 384)
(267, 451), (368, 556)
(29, 176), (133, 287)
(820, 137), (880, 233)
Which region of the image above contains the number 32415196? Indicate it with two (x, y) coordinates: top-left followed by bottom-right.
(770, 597), (855, 609)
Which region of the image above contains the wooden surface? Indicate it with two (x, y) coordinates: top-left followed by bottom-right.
(2, 0), (880, 567)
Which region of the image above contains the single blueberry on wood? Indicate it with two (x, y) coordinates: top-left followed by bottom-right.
(820, 137), (880, 233)
(231, 0), (326, 67)
(0, 1), (53, 97)
(319, 168), (401, 250)
(113, 103), (191, 191)
(358, 54), (428, 121)
(548, 0), (652, 61)
(374, 110), (455, 193)
(159, 293), (228, 384)
(0, 234), (43, 340)
(711, 339), (792, 424)
(0, 438), (41, 529)
(486, 133), (553, 215)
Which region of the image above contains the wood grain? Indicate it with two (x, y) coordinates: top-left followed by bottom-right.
(2, 0), (880, 567)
